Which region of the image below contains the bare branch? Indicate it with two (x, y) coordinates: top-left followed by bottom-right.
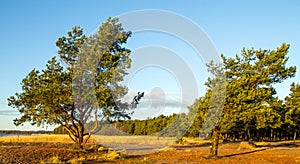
(83, 105), (94, 123)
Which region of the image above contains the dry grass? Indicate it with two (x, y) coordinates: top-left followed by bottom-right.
(1, 135), (300, 163)
(0, 135), (210, 147)
(181, 137), (211, 145)
(0, 134), (73, 143)
(238, 141), (256, 150)
(40, 156), (64, 164)
(63, 151), (121, 164)
(255, 141), (269, 147)
(0, 134), (176, 151)
(158, 146), (177, 152)
(92, 135), (176, 146)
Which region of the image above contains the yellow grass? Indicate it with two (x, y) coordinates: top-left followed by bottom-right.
(0, 134), (73, 143)
(158, 147), (176, 152)
(255, 141), (269, 147)
(238, 141), (256, 150)
(92, 135), (176, 146)
(0, 135), (214, 147)
(0, 134), (176, 146)
(181, 137), (211, 145)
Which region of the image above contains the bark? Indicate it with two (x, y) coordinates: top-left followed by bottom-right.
(76, 123), (85, 149)
(209, 126), (220, 157)
(293, 130), (297, 143)
(247, 128), (251, 141)
(62, 121), (87, 149)
(270, 129), (274, 141)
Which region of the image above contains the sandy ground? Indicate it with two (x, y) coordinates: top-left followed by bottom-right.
(0, 141), (300, 163)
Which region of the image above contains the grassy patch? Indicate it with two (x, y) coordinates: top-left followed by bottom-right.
(92, 135), (176, 146)
(180, 137), (211, 145)
(0, 134), (73, 143)
(40, 156), (64, 164)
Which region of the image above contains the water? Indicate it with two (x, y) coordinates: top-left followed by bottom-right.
(0, 133), (27, 137)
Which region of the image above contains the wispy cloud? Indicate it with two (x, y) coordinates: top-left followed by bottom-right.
(0, 103), (19, 116)
(0, 110), (19, 116)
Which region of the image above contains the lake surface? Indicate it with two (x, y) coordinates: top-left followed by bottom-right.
(0, 133), (28, 137)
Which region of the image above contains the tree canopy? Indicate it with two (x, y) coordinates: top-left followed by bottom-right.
(188, 43), (296, 156)
(8, 17), (142, 148)
(285, 82), (300, 141)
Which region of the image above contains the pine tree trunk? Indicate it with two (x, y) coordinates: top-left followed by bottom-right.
(77, 124), (84, 149)
(247, 129), (251, 141)
(209, 126), (220, 157)
(271, 129), (275, 141)
(293, 130), (297, 143)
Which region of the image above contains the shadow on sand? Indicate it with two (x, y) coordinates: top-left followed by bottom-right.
(219, 141), (299, 158)
(124, 141), (300, 160)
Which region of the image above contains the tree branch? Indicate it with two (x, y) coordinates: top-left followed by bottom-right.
(83, 105), (93, 123)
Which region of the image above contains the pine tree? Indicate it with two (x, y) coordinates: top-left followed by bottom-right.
(285, 82), (300, 142)
(8, 17), (143, 149)
(190, 43), (296, 157)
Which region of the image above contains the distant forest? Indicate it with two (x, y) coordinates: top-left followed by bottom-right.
(53, 111), (300, 141)
(0, 130), (52, 135)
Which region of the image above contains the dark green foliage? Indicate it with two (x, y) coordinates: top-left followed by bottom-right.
(285, 82), (300, 141)
(54, 113), (188, 137)
(119, 114), (175, 136)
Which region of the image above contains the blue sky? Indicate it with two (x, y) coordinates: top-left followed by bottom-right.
(0, 0), (299, 130)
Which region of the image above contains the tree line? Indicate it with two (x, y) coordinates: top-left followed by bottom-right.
(0, 130), (51, 135)
(53, 43), (300, 157)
